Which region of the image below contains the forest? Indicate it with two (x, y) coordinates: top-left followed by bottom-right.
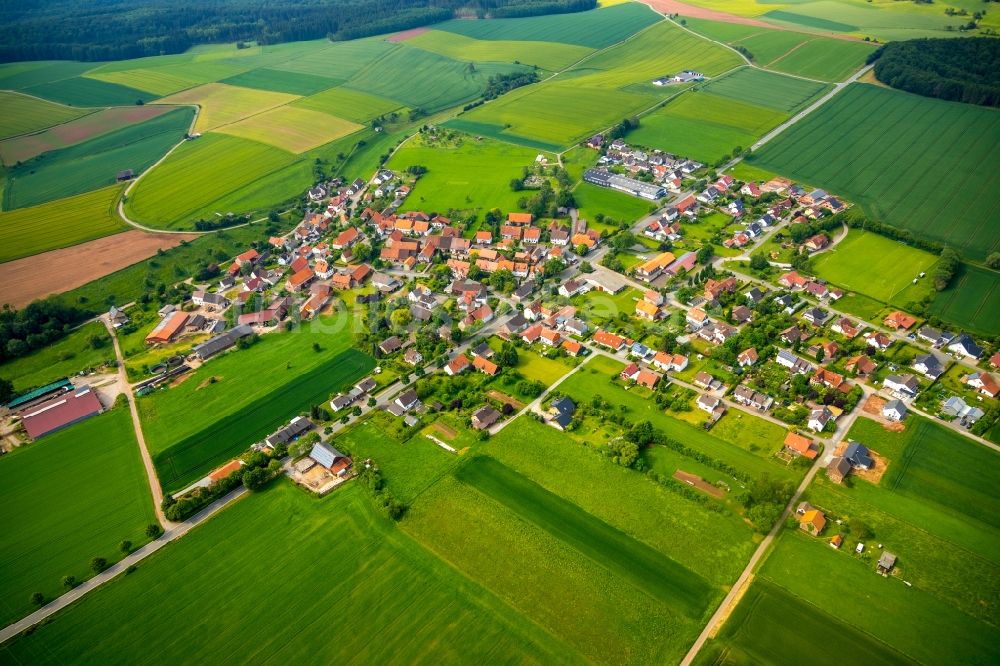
(870, 37), (1000, 107)
(0, 0), (596, 63)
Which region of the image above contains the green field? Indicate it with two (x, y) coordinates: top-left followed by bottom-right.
(343, 47), (528, 113)
(220, 67), (339, 96)
(0, 321), (112, 392)
(0, 91), (92, 141)
(628, 89), (787, 162)
(811, 230), (938, 305)
(0, 61), (97, 92)
(3, 107), (193, 210)
(573, 181), (654, 226)
(702, 66), (828, 114)
(458, 455), (712, 616)
(216, 105), (363, 153)
(24, 76), (155, 107)
(1, 483), (569, 663)
(155, 83), (299, 132)
(0, 407), (155, 626)
(436, 2), (660, 48)
(387, 134), (545, 213)
(0, 185), (126, 263)
(404, 30), (594, 71)
(140, 311), (374, 491)
(123, 132), (305, 229)
(928, 262), (1000, 337)
(457, 20), (742, 148)
(88, 61), (253, 97)
(749, 83), (1000, 261)
(269, 38), (396, 80)
(291, 86), (404, 123)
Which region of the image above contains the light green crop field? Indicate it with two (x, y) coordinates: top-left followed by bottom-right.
(344, 46), (528, 113)
(749, 83), (1000, 261)
(0, 91), (91, 140)
(387, 134), (546, 214)
(87, 60), (253, 97)
(3, 107), (194, 210)
(457, 20), (743, 148)
(270, 38), (397, 80)
(404, 30), (594, 71)
(24, 77), (154, 107)
(0, 185), (126, 263)
(435, 2), (660, 48)
(216, 105), (363, 153)
(812, 230), (938, 304)
(628, 90), (786, 162)
(0, 61), (97, 92)
(0, 407), (155, 627)
(140, 309), (373, 491)
(702, 66), (828, 113)
(0, 322), (112, 393)
(220, 67), (339, 95)
(123, 132), (303, 229)
(1, 483), (570, 664)
(928, 262), (1000, 337)
(291, 86), (404, 123)
(155, 82), (299, 131)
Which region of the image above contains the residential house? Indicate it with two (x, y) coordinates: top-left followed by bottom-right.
(883, 399), (907, 421)
(548, 396), (576, 430)
(883, 373), (919, 398)
(864, 331), (892, 351)
(796, 503), (826, 536)
(845, 355), (877, 377)
(472, 355), (499, 376)
(777, 349), (812, 375)
(593, 329), (627, 352)
(445, 355), (471, 376)
(832, 317), (860, 339)
(826, 457), (852, 484)
(884, 311), (917, 331)
(379, 336), (402, 355)
(738, 347), (758, 367)
(807, 406), (834, 432)
(471, 406), (500, 430)
(965, 371), (1000, 398)
(733, 385), (773, 411)
(403, 349), (423, 366)
(697, 394), (722, 416)
(843, 441), (874, 469)
(912, 353), (944, 380)
(731, 305), (752, 325)
(784, 432), (818, 459)
(686, 308), (709, 329)
(948, 333), (983, 359)
(635, 252), (675, 281)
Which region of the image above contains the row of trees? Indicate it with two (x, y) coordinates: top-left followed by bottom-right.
(0, 0), (596, 63)
(871, 37), (1000, 107)
(0, 301), (90, 364)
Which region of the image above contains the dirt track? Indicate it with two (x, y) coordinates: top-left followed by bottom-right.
(0, 230), (196, 308)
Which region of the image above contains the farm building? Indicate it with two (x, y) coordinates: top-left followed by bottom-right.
(796, 502), (826, 536)
(21, 386), (103, 439)
(878, 551), (897, 575)
(145, 311), (190, 345)
(6, 378), (73, 411)
(309, 442), (352, 477)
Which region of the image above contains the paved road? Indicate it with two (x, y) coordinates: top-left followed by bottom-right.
(0, 484), (246, 645)
(102, 315), (174, 529)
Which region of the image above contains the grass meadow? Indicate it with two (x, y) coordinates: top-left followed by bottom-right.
(811, 230), (938, 305)
(123, 132), (307, 229)
(0, 407), (155, 626)
(928, 262), (1000, 336)
(387, 134), (545, 213)
(1, 483), (570, 664)
(3, 107), (194, 210)
(573, 181), (655, 226)
(0, 185), (126, 263)
(749, 83), (1000, 261)
(0, 91), (90, 141)
(0, 321), (113, 393)
(140, 310), (374, 491)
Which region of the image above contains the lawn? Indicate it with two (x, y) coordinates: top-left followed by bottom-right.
(811, 230), (938, 304)
(387, 134), (545, 214)
(628, 89), (787, 163)
(154, 83), (300, 132)
(513, 345), (577, 385)
(0, 407), (155, 627)
(456, 455), (713, 617)
(574, 181), (655, 227)
(1, 483), (568, 664)
(140, 311), (374, 491)
(749, 83), (1000, 261)
(434, 2), (660, 48)
(0, 321), (113, 393)
(404, 30), (594, 72)
(0, 91), (91, 141)
(928, 262), (1000, 337)
(291, 86), (404, 123)
(0, 185), (126, 263)
(3, 107), (194, 210)
(0, 104), (174, 165)
(123, 132), (307, 229)
(215, 105), (363, 153)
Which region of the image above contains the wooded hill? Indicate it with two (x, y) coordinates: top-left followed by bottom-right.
(871, 37), (1000, 107)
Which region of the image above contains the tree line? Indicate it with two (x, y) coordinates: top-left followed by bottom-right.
(870, 37), (1000, 108)
(0, 0), (596, 63)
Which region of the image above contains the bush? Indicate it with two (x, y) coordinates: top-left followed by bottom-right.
(145, 523), (163, 538)
(31, 592), (45, 607)
(62, 575), (77, 589)
(119, 540), (132, 555)
(90, 557), (108, 574)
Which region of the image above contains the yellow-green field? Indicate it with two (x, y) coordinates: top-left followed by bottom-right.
(155, 83), (299, 131)
(0, 185), (126, 262)
(404, 30), (595, 71)
(216, 105), (362, 153)
(291, 86), (404, 123)
(86, 61), (252, 97)
(0, 91), (92, 140)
